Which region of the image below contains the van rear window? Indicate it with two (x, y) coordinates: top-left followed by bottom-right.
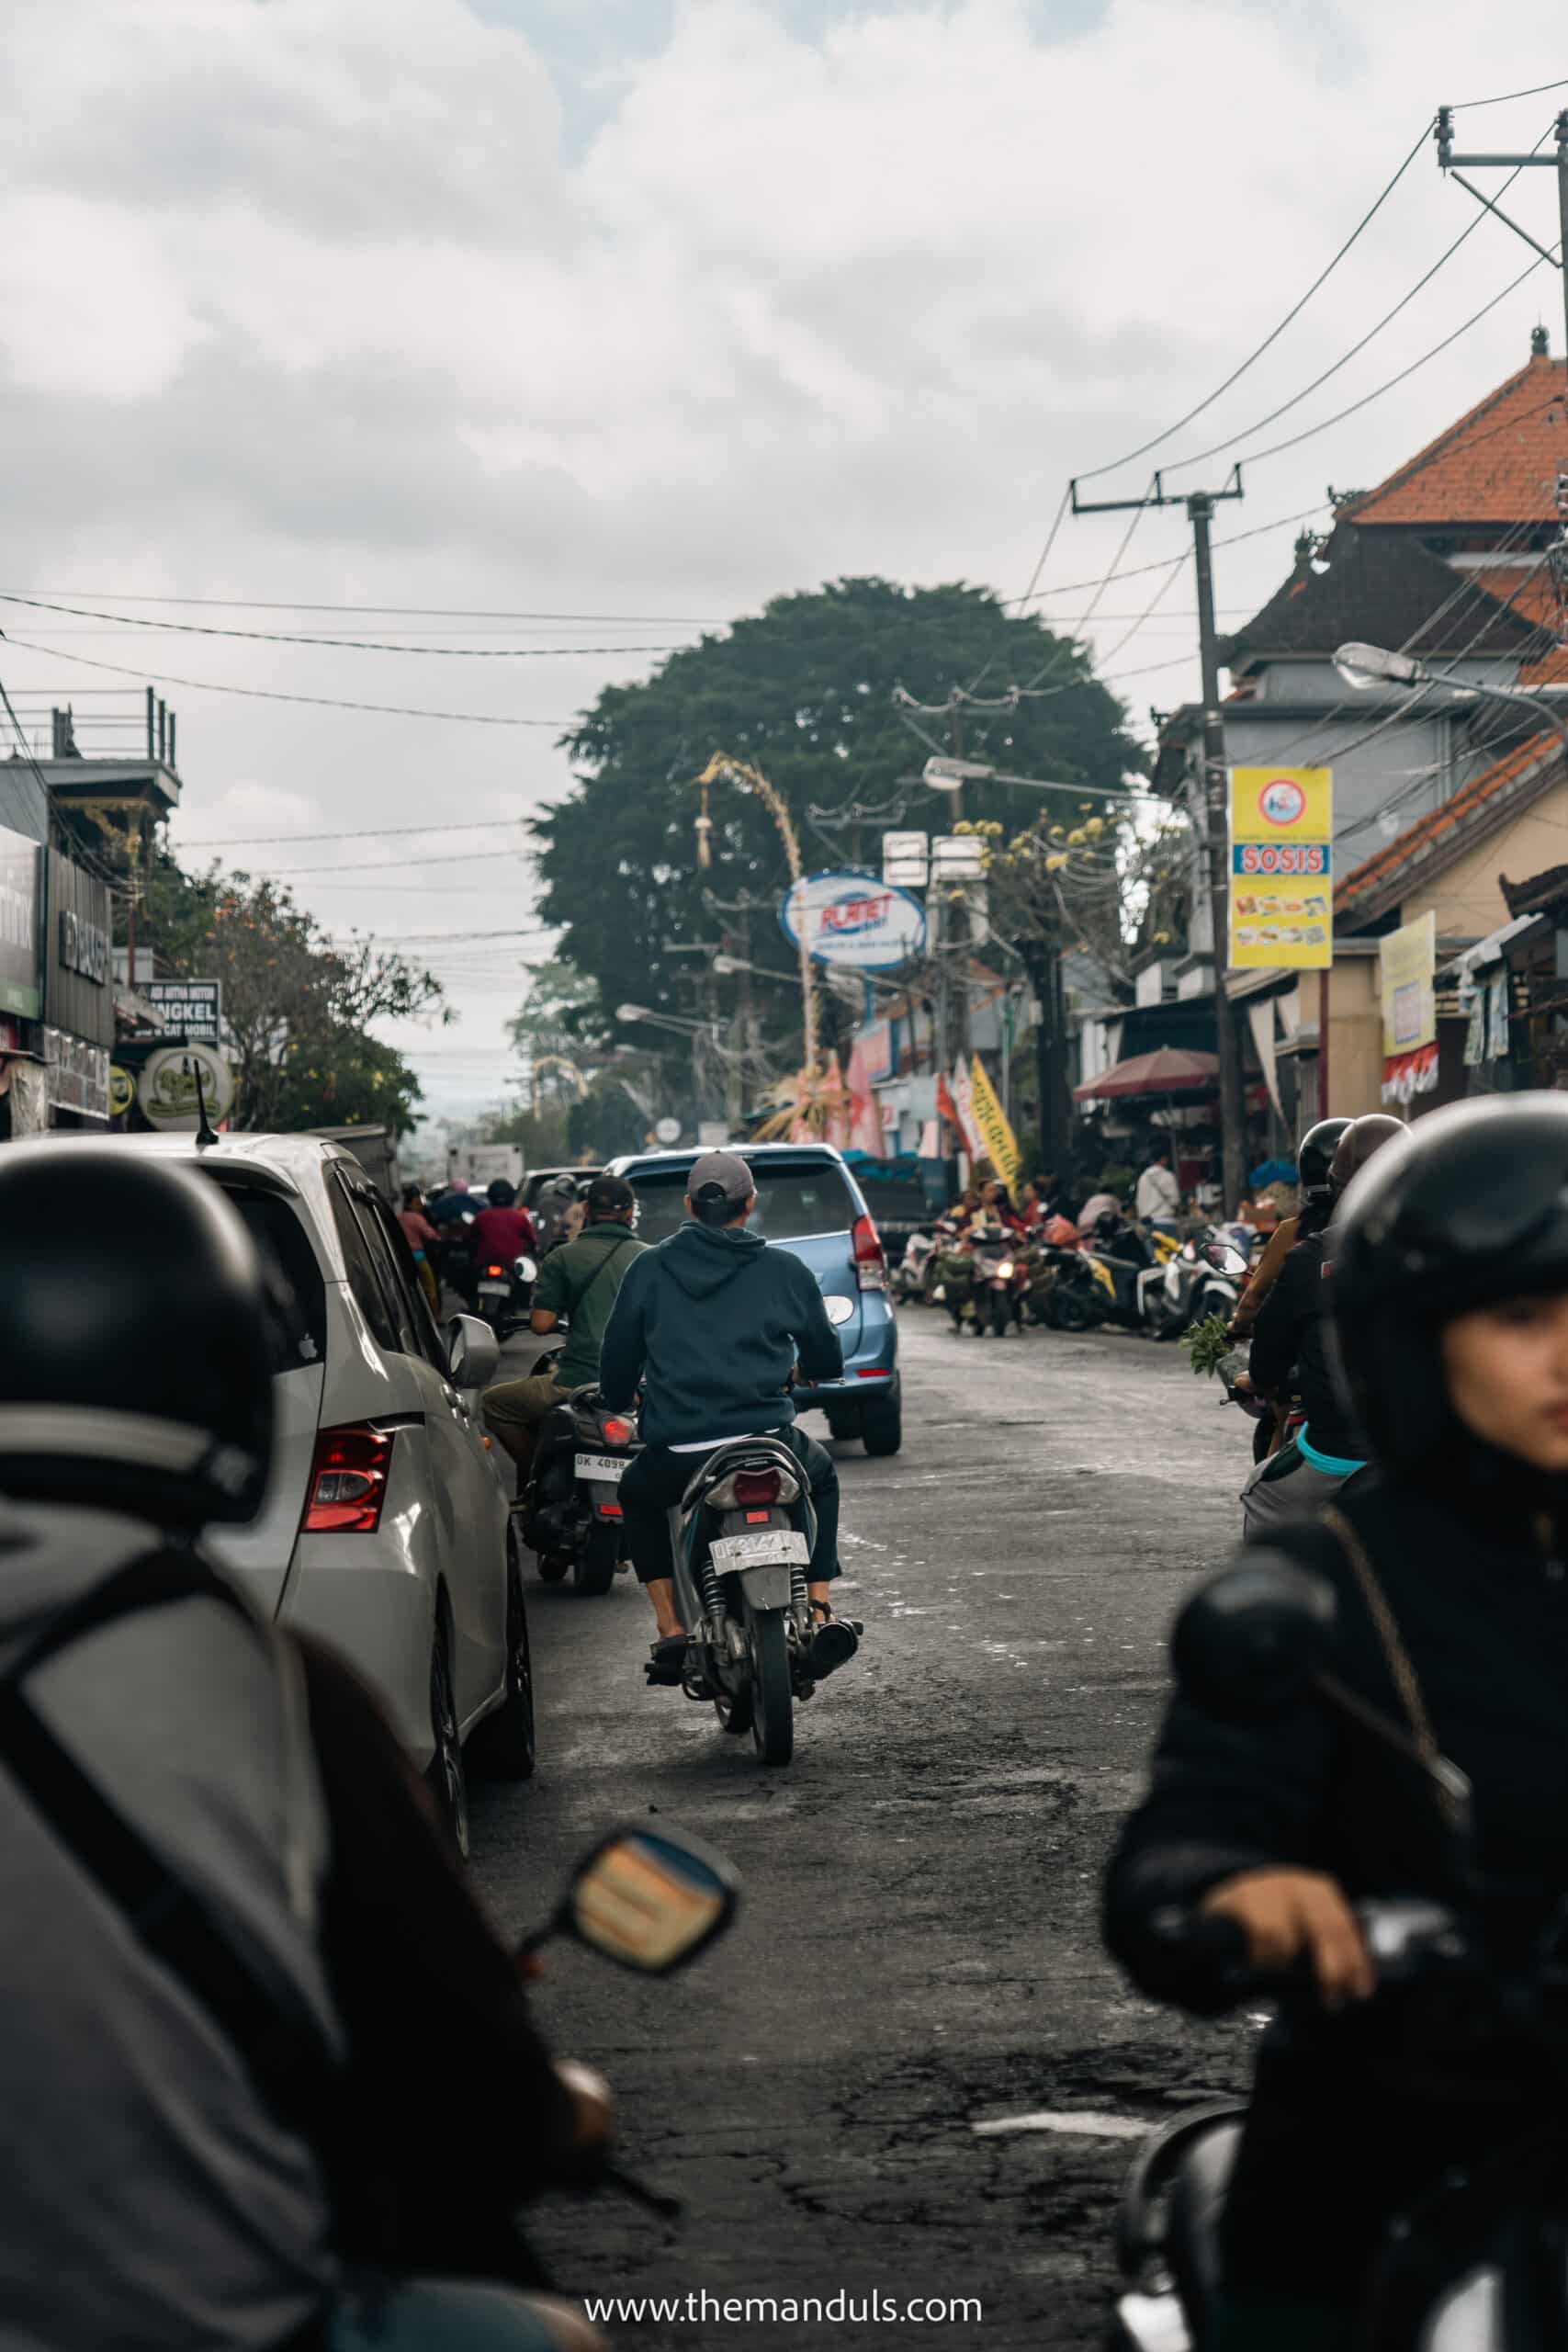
(209, 1183), (328, 1373)
(627, 1162), (856, 1245)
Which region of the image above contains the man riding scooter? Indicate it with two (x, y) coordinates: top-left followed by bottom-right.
(0, 1145), (606, 2352)
(483, 1175), (646, 1488)
(597, 1151), (863, 1690)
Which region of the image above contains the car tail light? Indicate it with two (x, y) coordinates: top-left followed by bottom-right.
(852, 1213), (887, 1292)
(855, 1368), (892, 1379)
(601, 1416), (635, 1448)
(301, 1423), (394, 1534)
(734, 1469), (782, 1505)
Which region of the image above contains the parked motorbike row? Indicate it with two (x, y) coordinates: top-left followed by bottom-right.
(896, 1211), (1248, 1341)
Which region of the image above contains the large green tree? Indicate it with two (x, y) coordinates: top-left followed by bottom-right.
(534, 577), (1145, 1046)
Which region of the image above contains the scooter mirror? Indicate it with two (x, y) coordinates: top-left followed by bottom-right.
(514, 1254), (538, 1284)
(1171, 1558), (1337, 1723)
(558, 1824), (739, 1975)
(1202, 1240), (1250, 1279)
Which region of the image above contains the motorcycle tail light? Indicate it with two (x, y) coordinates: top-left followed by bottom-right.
(733, 1469), (782, 1505)
(485, 1263), (505, 1278)
(601, 1417), (635, 1447)
(301, 1423), (394, 1534)
(852, 1214), (887, 1292)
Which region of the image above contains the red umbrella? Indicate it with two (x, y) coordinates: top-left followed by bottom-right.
(1073, 1046), (1220, 1102)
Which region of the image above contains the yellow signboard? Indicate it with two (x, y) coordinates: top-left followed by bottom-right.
(1228, 765), (1333, 970)
(1380, 911), (1437, 1058)
(968, 1055), (1022, 1196)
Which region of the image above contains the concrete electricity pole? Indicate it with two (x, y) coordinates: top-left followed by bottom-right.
(1070, 467), (1248, 1210)
(1436, 107), (1568, 380)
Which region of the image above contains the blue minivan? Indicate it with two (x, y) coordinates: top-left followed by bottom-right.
(604, 1142), (902, 1455)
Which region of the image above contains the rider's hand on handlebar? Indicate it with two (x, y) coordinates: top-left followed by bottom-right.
(1201, 1868), (1375, 2010)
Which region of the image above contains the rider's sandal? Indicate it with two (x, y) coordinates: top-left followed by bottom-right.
(806, 1600), (862, 1678)
(645, 1634), (689, 1687)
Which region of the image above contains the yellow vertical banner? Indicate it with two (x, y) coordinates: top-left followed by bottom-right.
(968, 1056), (1021, 1194)
(1228, 765), (1333, 970)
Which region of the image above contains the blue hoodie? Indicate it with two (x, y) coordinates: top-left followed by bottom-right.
(598, 1219), (843, 1448)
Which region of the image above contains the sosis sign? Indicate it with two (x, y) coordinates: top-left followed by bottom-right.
(1228, 766), (1333, 972)
(779, 871), (928, 971)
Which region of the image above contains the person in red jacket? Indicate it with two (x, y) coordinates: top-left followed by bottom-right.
(471, 1179), (537, 1270)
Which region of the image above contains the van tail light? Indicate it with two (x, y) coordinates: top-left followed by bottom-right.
(733, 1469), (782, 1506)
(301, 1423), (395, 1534)
(852, 1214), (887, 1292)
(601, 1417), (635, 1448)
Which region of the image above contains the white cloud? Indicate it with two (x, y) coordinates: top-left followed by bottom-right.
(3, 0), (1566, 1108)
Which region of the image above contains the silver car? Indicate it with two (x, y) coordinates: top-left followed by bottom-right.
(85, 1133), (533, 1854)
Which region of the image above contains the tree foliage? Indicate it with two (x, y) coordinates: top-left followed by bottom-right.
(144, 854), (448, 1136)
(534, 577), (1145, 1052)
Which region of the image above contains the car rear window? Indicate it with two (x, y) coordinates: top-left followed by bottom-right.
(209, 1182), (328, 1374)
(627, 1160), (856, 1244)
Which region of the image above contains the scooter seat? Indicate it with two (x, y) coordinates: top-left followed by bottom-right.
(1166, 2120), (1243, 2341)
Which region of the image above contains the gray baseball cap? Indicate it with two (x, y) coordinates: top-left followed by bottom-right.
(687, 1150), (753, 1204)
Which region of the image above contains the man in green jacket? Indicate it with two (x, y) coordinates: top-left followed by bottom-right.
(482, 1175), (646, 1479)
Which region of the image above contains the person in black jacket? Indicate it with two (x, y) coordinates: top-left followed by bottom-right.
(1105, 1095), (1568, 2345)
(600, 1151), (861, 1688)
(1240, 1113), (1404, 1541)
(0, 1146), (605, 2352)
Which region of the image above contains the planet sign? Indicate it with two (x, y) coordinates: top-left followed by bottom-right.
(779, 871), (927, 971)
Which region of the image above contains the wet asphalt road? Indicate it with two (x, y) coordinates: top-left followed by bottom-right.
(469, 1307), (1259, 2350)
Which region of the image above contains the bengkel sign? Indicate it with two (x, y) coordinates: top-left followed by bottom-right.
(779, 870), (927, 971)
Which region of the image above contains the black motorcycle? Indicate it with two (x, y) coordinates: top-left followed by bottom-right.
(1113, 1557), (1568, 2352)
(521, 1364), (639, 1595)
(475, 1249), (538, 1340)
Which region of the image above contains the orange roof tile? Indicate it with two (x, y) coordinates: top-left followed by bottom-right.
(1337, 732), (1564, 910)
(1345, 354), (1568, 528)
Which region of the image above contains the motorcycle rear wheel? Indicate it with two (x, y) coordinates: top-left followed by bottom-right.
(747, 1606), (794, 1767)
(988, 1291), (1010, 1337)
(574, 1518), (619, 1596)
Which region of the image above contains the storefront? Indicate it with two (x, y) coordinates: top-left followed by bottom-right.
(42, 850), (113, 1128)
(0, 827), (45, 1139)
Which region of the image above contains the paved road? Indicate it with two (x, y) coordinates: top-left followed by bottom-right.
(470, 1309), (1258, 2349)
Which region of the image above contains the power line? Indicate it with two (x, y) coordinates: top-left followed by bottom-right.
(213, 847), (527, 877)
(0, 594), (687, 659)
(1156, 138), (1548, 481)
(1450, 74), (1568, 110)
(1012, 501), (1331, 605)
(8, 594), (732, 622)
(178, 818), (527, 848)
(0, 637), (576, 726)
(1076, 119), (1433, 488)
(1233, 246), (1556, 471)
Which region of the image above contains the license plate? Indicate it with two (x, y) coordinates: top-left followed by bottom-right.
(710, 1529), (810, 1571)
(575, 1453), (627, 1481)
(479, 1279), (511, 1296)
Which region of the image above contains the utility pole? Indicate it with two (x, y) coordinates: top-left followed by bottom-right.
(1436, 107), (1568, 384)
(1070, 467), (1247, 1209)
(946, 697), (973, 1069)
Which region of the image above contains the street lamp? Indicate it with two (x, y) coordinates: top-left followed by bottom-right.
(1334, 640), (1568, 753)
(920, 755), (1173, 806)
(615, 1002), (711, 1035)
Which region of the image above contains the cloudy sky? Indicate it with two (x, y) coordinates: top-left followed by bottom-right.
(4, 0), (1566, 1117)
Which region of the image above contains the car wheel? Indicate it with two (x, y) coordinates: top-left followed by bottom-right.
(862, 1389), (902, 1456)
(426, 1615), (470, 1859)
(471, 1533), (537, 1781)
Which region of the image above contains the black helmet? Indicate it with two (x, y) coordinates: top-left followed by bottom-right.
(0, 1144), (275, 1527)
(1333, 1096), (1568, 1479)
(486, 1178), (516, 1207)
(1296, 1116), (1351, 1200)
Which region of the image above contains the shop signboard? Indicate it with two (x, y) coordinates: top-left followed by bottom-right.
(138, 1041), (234, 1131)
(0, 827), (42, 1021)
(780, 870), (927, 970)
(1228, 766), (1333, 971)
(145, 978), (222, 1046)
